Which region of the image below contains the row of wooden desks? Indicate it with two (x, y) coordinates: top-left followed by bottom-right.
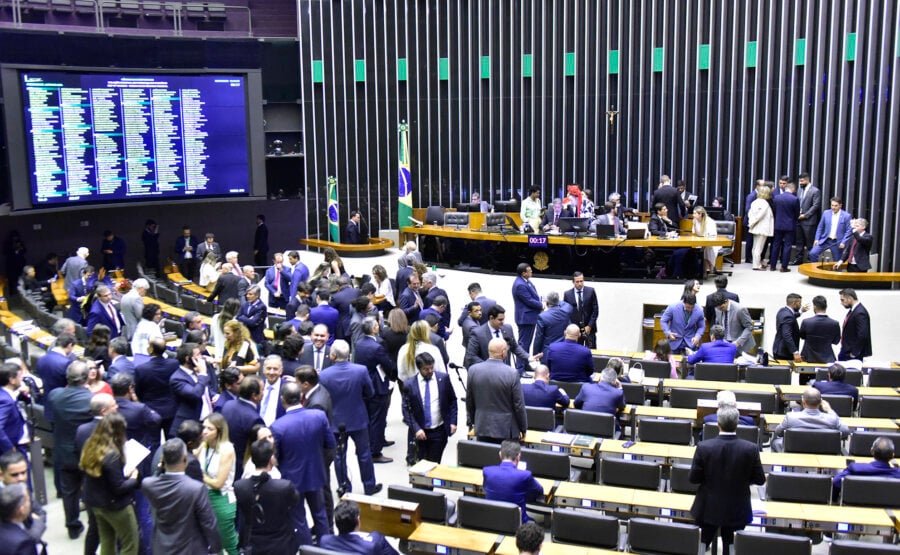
(0, 309), (85, 357)
(760, 414), (900, 433)
(407, 523), (621, 555)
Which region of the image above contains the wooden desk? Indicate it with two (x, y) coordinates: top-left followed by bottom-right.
(495, 536), (621, 555)
(341, 493), (421, 540)
(407, 522), (500, 555)
(0, 311), (85, 357)
(409, 462), (555, 500)
(597, 439), (694, 465)
(300, 237), (394, 257)
(522, 430), (599, 459)
(780, 384), (900, 400)
(554, 481), (635, 513)
(761, 413), (899, 433)
(659, 379), (777, 394)
(166, 272), (212, 298)
(758, 500), (897, 536)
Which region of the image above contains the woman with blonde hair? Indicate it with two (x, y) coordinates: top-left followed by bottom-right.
(311, 247), (346, 281)
(211, 297), (241, 348)
(199, 251), (221, 289)
(396, 320), (446, 381)
(196, 413), (239, 555)
(221, 320), (260, 375)
(692, 206), (719, 277)
(80, 413), (140, 555)
(748, 185), (775, 270)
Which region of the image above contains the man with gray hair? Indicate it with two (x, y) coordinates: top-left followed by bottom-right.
(207, 262), (242, 304)
(835, 217), (873, 272)
(238, 264), (256, 300)
(700, 390), (755, 437)
(687, 324), (738, 368)
(0, 483), (41, 553)
(61, 246), (90, 290)
(540, 198), (574, 232)
(86, 284), (125, 338)
(120, 277), (149, 340)
(51, 317), (77, 338)
(690, 406), (765, 553)
(237, 284), (268, 347)
(772, 387), (849, 452)
(574, 368), (625, 428)
(532, 292), (573, 356)
(422, 272), (452, 331)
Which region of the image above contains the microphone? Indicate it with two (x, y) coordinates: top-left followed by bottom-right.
(408, 216), (424, 227)
(448, 362), (463, 370)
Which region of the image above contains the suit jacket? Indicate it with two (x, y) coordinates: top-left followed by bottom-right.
(522, 380), (570, 409)
(330, 286), (360, 340)
(345, 221), (362, 244)
(813, 380), (859, 407)
(482, 461), (544, 523)
(37, 350), (73, 414)
(563, 286), (599, 332)
(271, 407), (335, 490)
(212, 390), (237, 414)
(298, 343), (332, 371)
(0, 521), (41, 555)
(254, 223), (269, 254)
(195, 240), (222, 262)
(309, 304), (340, 342)
(168, 367), (212, 436)
(395, 266), (414, 298)
(318, 361), (374, 432)
(833, 460), (900, 490)
(689, 435), (766, 527)
(264, 265), (291, 308)
(840, 303), (872, 360)
(86, 299), (125, 338)
(46, 386), (92, 468)
(401, 371), (457, 437)
(840, 230), (873, 271)
(237, 299), (267, 343)
(797, 184), (822, 228)
(715, 301), (755, 353)
(660, 301), (706, 352)
(540, 207), (575, 229)
(464, 322), (530, 369)
(305, 384), (333, 425)
(532, 303), (573, 355)
(800, 314), (841, 363)
(0, 388), (25, 453)
(397, 287), (423, 323)
(574, 382), (625, 415)
(704, 289), (739, 325)
(544, 339), (593, 383)
(116, 396), (161, 454)
(814, 209), (852, 245)
(134, 355), (180, 420)
(512, 276), (542, 325)
(61, 254), (87, 290)
(119, 289), (144, 340)
(222, 398), (264, 478)
(772, 191), (800, 232)
(237, 276), (253, 301)
(259, 378), (288, 425)
(207, 272), (241, 304)
(355, 335), (396, 395)
(424, 286), (452, 330)
(772, 306), (802, 359)
(234, 473), (300, 555)
(686, 340), (737, 365)
(652, 186), (686, 224)
(773, 408), (849, 438)
(288, 263), (309, 299)
(174, 234), (199, 260)
(320, 531), (399, 555)
(142, 473), (222, 554)
(460, 315), (479, 349)
(66, 278), (90, 322)
(648, 213), (678, 236)
(465, 358), (527, 439)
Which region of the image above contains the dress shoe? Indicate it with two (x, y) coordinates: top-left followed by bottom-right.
(790, 258), (802, 265)
(68, 523), (85, 540)
(372, 455), (393, 464)
(383, 440), (396, 447)
(780, 268), (791, 273)
(366, 483), (383, 495)
(769, 267), (776, 271)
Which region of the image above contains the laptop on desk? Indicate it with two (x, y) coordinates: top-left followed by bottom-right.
(594, 224), (616, 239)
(626, 222), (649, 240)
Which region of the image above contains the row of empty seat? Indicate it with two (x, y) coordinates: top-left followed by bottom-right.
(14, 0), (226, 18)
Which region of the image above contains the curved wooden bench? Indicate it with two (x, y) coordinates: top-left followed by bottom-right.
(299, 237), (394, 257)
(798, 262), (900, 289)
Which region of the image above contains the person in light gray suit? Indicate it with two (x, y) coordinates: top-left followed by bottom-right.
(709, 291), (755, 354)
(464, 305), (537, 372)
(466, 338), (527, 442)
(793, 172), (822, 264)
(119, 278), (149, 340)
(772, 387), (849, 452)
(142, 438), (221, 555)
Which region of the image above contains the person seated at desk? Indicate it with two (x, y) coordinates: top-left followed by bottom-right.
(832, 437), (900, 500)
(813, 363), (859, 408)
(574, 368), (625, 422)
(640, 340), (679, 379)
(772, 387), (849, 452)
(833, 217), (872, 273)
(319, 500), (399, 555)
(649, 203), (691, 279)
(606, 357), (634, 384)
(687, 325), (738, 369)
(543, 325), (593, 383)
(701, 390), (755, 428)
(470, 192), (492, 213)
(540, 198), (574, 232)
(482, 440), (544, 523)
(522, 365), (569, 410)
(516, 522), (544, 555)
(589, 202), (626, 236)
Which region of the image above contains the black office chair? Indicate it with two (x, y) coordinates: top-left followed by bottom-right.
(520, 448), (571, 481)
(733, 530), (811, 555)
(600, 457), (661, 491)
(866, 367), (900, 388)
(847, 431), (900, 457)
(815, 368), (864, 386)
(162, 318), (185, 338)
(830, 539), (900, 554)
(638, 418), (693, 445)
(858, 396), (900, 418)
(387, 485), (455, 525)
(702, 422), (760, 446)
(197, 300), (216, 316)
(179, 294), (199, 312)
(783, 429), (843, 455)
(632, 359), (672, 379)
(622, 382), (646, 405)
(424, 206), (445, 226)
(592, 355), (610, 372)
(745, 365), (792, 385)
(564, 409), (616, 438)
(765, 471), (831, 504)
(840, 476), (900, 508)
(715, 220), (736, 274)
(156, 285), (179, 307)
(551, 508), (620, 549)
(734, 390), (780, 414)
(525, 406), (556, 432)
(443, 212), (469, 228)
(669, 463), (699, 494)
(821, 394), (854, 417)
(456, 496), (520, 534)
(550, 380), (584, 399)
(669, 387), (717, 409)
(627, 517), (701, 555)
(268, 314), (286, 331)
(694, 362), (739, 382)
(456, 440), (498, 469)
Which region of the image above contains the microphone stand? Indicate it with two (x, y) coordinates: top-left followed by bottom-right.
(395, 378), (419, 466)
(335, 424), (348, 497)
(447, 362), (467, 401)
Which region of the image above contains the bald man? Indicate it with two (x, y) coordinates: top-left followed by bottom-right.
(772, 387), (849, 452)
(543, 324), (594, 383)
(466, 338), (527, 442)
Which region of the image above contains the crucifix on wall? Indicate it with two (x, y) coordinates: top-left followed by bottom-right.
(606, 106), (619, 135)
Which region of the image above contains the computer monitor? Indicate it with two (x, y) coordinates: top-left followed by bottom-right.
(705, 206), (726, 221)
(494, 199), (519, 213)
(594, 224), (616, 239)
(558, 217), (591, 234)
(456, 202), (481, 213)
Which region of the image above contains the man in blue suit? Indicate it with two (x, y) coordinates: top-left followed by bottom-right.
(483, 440), (545, 523)
(309, 291), (340, 344)
(800, 295), (841, 363)
(574, 369), (625, 420)
(66, 265), (95, 323)
(687, 325), (738, 368)
(272, 381), (336, 544)
(660, 294), (706, 355)
(354, 318), (396, 464)
(168, 342), (213, 437)
(0, 484), (43, 555)
(832, 437), (900, 499)
(285, 251), (309, 299)
(813, 363), (859, 408)
(772, 293), (808, 362)
(318, 340), (381, 495)
(320, 500), (399, 555)
(86, 284), (126, 338)
(134, 338), (179, 438)
(264, 253), (291, 309)
(106, 337), (135, 380)
(36, 332), (77, 422)
(532, 292), (573, 356)
(809, 197), (853, 262)
(770, 178), (800, 271)
(397, 273), (424, 323)
(331, 277), (361, 340)
(0, 363), (26, 456)
(522, 365), (570, 409)
(543, 325), (593, 383)
(512, 263), (543, 369)
(401, 352), (457, 464)
(221, 375), (264, 479)
(236, 285), (268, 347)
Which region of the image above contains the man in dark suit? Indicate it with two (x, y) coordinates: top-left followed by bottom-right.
(206, 263), (242, 304)
(459, 301), (482, 349)
(285, 251), (310, 299)
(422, 272), (451, 329)
(466, 338), (527, 442)
(769, 179), (800, 271)
(401, 352), (457, 464)
(264, 253), (291, 309)
(36, 332), (77, 419)
(143, 438), (221, 555)
(651, 179), (686, 225)
(331, 277), (361, 340)
(134, 338), (179, 438)
(46, 361), (93, 539)
(320, 500), (400, 555)
(106, 337), (135, 380)
(464, 305), (536, 372)
(710, 292), (755, 354)
(66, 266), (94, 323)
(272, 381), (335, 544)
(703, 275), (739, 324)
(800, 295), (841, 363)
(512, 263), (542, 369)
(397, 273), (424, 323)
(0, 363), (26, 456)
(835, 217), (873, 272)
(482, 440), (544, 523)
(234, 439), (300, 554)
(259, 355), (289, 426)
(543, 325), (593, 383)
(211, 367), (241, 414)
(298, 324), (332, 372)
(0, 484), (43, 555)
(345, 210), (363, 244)
(838, 288), (872, 361)
(86, 284), (126, 338)
(236, 285), (268, 348)
(254, 214), (269, 266)
(531, 292), (572, 356)
(354, 318), (396, 464)
(690, 407), (766, 553)
(792, 173), (822, 265)
(295, 365), (336, 530)
(574, 369), (626, 418)
(772, 293), (808, 362)
(457, 282), (496, 326)
(221, 376), (264, 479)
(309, 291), (340, 343)
(168, 342), (213, 437)
(318, 341), (381, 495)
(539, 197), (575, 232)
(563, 271), (599, 348)
(195, 233), (222, 264)
(814, 363), (859, 408)
(832, 437), (900, 499)
(522, 365), (570, 409)
(174, 226), (199, 279)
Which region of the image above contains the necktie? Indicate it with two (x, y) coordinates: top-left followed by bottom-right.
(107, 303), (119, 332)
(721, 309), (729, 339)
(261, 385), (273, 416)
(494, 329), (501, 339)
(301, 393), (307, 407)
(577, 290), (583, 314)
(799, 186), (806, 203)
(315, 349), (322, 371)
(275, 269), (281, 294)
(554, 212), (559, 226)
(423, 377), (432, 428)
(843, 309), (852, 328)
(847, 237), (857, 264)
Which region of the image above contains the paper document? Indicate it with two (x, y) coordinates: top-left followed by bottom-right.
(123, 439), (151, 476)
